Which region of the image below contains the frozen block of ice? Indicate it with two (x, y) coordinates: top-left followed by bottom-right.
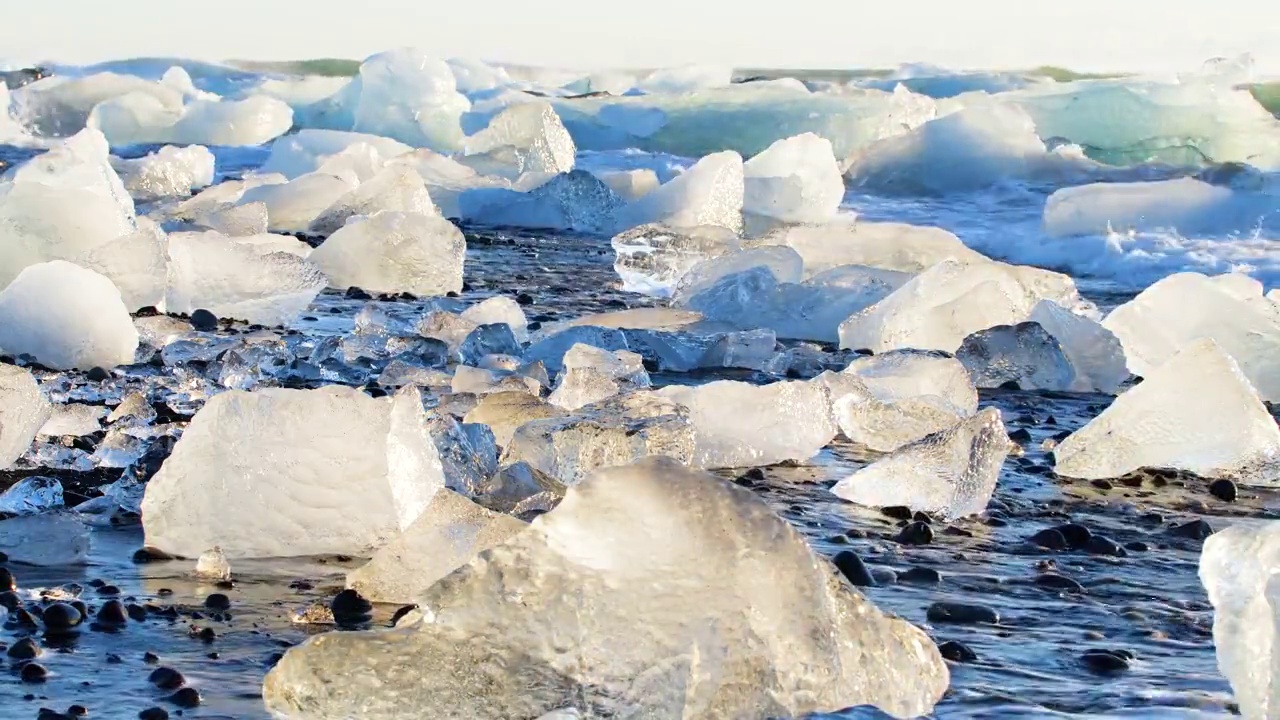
(260, 129), (413, 180)
(465, 392), (568, 448)
(1054, 339), (1280, 482)
(1042, 178), (1273, 237)
(524, 326), (630, 374)
(351, 49), (471, 151)
(38, 403), (106, 438)
(193, 202), (270, 237)
(73, 216), (168, 312)
(459, 171), (624, 234)
(614, 151), (744, 233)
(594, 168), (660, 202)
(141, 386), (446, 558)
(237, 172), (359, 234)
(501, 392), (694, 485)
(957, 322), (1077, 391)
(112, 145), (214, 201)
(458, 324), (523, 366)
(548, 345), (650, 411)
(451, 365), (542, 396)
(263, 456), (949, 720)
(309, 211), (465, 296)
(461, 102), (575, 180)
(308, 165), (437, 237)
(461, 296), (529, 343)
(0, 476), (63, 515)
(760, 220), (983, 276)
(672, 246), (804, 303)
(743, 133), (844, 223)
(1028, 300), (1129, 394)
(0, 364), (51, 468)
(427, 411), (500, 496)
(165, 231), (327, 326)
(0, 512), (90, 565)
(195, 547), (232, 580)
(347, 489), (527, 604)
(473, 461), (566, 514)
(611, 223), (741, 297)
(0, 261), (139, 370)
(832, 407), (1010, 519)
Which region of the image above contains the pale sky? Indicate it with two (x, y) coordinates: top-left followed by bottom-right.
(5, 0), (1279, 75)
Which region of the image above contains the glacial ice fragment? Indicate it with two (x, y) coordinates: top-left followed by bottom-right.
(614, 151), (744, 233)
(195, 547), (232, 580)
(611, 223), (741, 297)
(0, 364), (51, 469)
(760, 220), (983, 276)
(458, 170), (624, 234)
(74, 217), (168, 312)
(38, 403), (105, 438)
(957, 322), (1077, 391)
(0, 476), (64, 516)
(548, 344), (650, 411)
(308, 211), (465, 296)
(671, 245), (804, 303)
(461, 296), (529, 343)
(461, 102), (575, 180)
(1043, 178), (1267, 237)
(259, 129), (413, 179)
(1028, 300), (1129, 394)
(307, 165), (437, 236)
(464, 392), (568, 448)
(523, 326), (630, 373)
(237, 172), (359, 234)
(112, 145), (215, 200)
(0, 512), (90, 565)
(350, 48), (471, 151)
(743, 132), (844, 223)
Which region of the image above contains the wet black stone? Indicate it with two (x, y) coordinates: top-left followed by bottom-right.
(1029, 528), (1069, 551)
(9, 607), (39, 627)
(95, 600), (128, 626)
(37, 709), (71, 720)
(938, 640), (978, 663)
(741, 468), (765, 481)
(1168, 519), (1215, 541)
(390, 605), (419, 626)
(42, 602), (83, 633)
(203, 594), (231, 611)
(105, 654), (123, 664)
(166, 687), (201, 708)
(344, 287), (372, 300)
(1080, 649), (1130, 673)
(927, 602), (999, 625)
(66, 706), (88, 718)
(196, 627), (216, 642)
(189, 309), (218, 331)
(896, 521), (934, 545)
(880, 506), (913, 521)
(70, 601), (89, 618)
(899, 567), (942, 584)
(143, 652), (160, 664)
(20, 663), (48, 682)
(1054, 523), (1093, 549)
(148, 666), (185, 690)
(1125, 541), (1150, 553)
(330, 589), (373, 623)
(7, 637), (41, 660)
(1209, 479), (1238, 502)
(1085, 536), (1127, 557)
(85, 367), (110, 382)
(1035, 573), (1085, 593)
(0, 567), (15, 591)
(515, 292), (534, 305)
(88, 579), (105, 588)
(127, 604), (147, 622)
(912, 511), (932, 524)
(833, 551), (876, 587)
(0, 589), (22, 611)
(96, 585), (120, 596)
(137, 709), (168, 720)
(1009, 428), (1033, 443)
(1091, 479), (1114, 490)
(131, 548), (175, 564)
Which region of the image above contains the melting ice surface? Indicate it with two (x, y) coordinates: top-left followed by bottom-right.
(0, 50), (1279, 720)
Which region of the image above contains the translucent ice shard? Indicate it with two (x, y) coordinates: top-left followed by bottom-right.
(610, 223), (741, 297)
(193, 202), (271, 237)
(0, 476), (64, 515)
(760, 220), (983, 276)
(743, 132), (844, 223)
(614, 151), (744, 233)
(1028, 300), (1129, 394)
(309, 211), (465, 296)
(74, 217), (168, 312)
(38, 403), (105, 438)
(832, 407), (1010, 520)
(461, 296), (529, 343)
(237, 171), (359, 234)
(264, 457), (949, 720)
(501, 392), (694, 485)
(548, 344), (650, 411)
(0, 261), (139, 370)
(165, 231), (327, 326)
(90, 93), (293, 147)
(347, 489), (527, 604)
(464, 391), (568, 448)
(1054, 339), (1280, 482)
(259, 129), (413, 180)
(307, 164), (436, 236)
(672, 245), (804, 303)
(142, 386), (446, 558)
(473, 461), (567, 514)
(957, 322), (1077, 391)
(461, 102), (575, 180)
(1199, 521), (1280, 720)
(0, 512), (90, 565)
(1043, 178), (1268, 237)
(112, 145), (215, 200)
(659, 378), (836, 468)
(594, 168), (660, 201)
(524, 326), (630, 374)
(350, 48), (471, 151)
(1102, 272), (1280, 402)
(195, 547), (232, 580)
(458, 170), (624, 234)
(0, 364), (51, 468)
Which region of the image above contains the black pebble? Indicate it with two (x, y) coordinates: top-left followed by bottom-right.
(131, 548), (173, 564)
(20, 663), (48, 682)
(390, 605), (419, 626)
(1009, 428), (1032, 442)
(127, 605), (148, 622)
(927, 602), (999, 625)
(189, 309), (218, 331)
(1169, 519), (1215, 541)
(1054, 523), (1093, 549)
(85, 367), (110, 382)
(896, 521), (934, 545)
(11, 607), (38, 627)
(148, 666), (185, 690)
(96, 585), (120, 596)
(95, 600), (128, 626)
(1081, 649), (1130, 673)
(1209, 479), (1238, 502)
(7, 637), (41, 660)
(0, 567), (14, 591)
(1085, 536), (1127, 557)
(196, 627), (216, 642)
(515, 293), (534, 305)
(0, 589), (22, 611)
(938, 640), (978, 663)
(1029, 529), (1068, 551)
(137, 709), (168, 720)
(105, 654), (123, 664)
(880, 506), (913, 521)
(204, 594), (231, 611)
(143, 652), (159, 664)
(1125, 541), (1150, 553)
(1035, 573), (1085, 593)
(899, 567), (942, 584)
(833, 551), (876, 587)
(66, 705), (87, 718)
(741, 468), (765, 481)
(42, 602), (83, 633)
(37, 709), (70, 720)
(330, 589), (372, 623)
(166, 687), (201, 708)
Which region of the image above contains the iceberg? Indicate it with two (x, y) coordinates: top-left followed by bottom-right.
(308, 211), (465, 296)
(743, 132), (844, 223)
(0, 261), (138, 370)
(349, 48), (471, 151)
(89, 93), (293, 147)
(1043, 178), (1277, 237)
(259, 129), (413, 179)
(0, 364), (51, 469)
(760, 220), (984, 276)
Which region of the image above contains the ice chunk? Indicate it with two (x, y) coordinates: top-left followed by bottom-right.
(465, 392), (568, 447)
(761, 220), (983, 276)
(1043, 178), (1270, 237)
(350, 49), (470, 151)
(347, 489), (527, 604)
(473, 461), (566, 514)
(1199, 521), (1280, 720)
(236, 172), (360, 234)
(0, 512), (90, 565)
(90, 94), (293, 147)
(451, 365), (543, 396)
(461, 102), (575, 180)
(611, 223), (741, 297)
(458, 171), (624, 234)
(614, 151), (744, 233)
(743, 133), (844, 223)
(38, 403), (106, 438)
(637, 64), (732, 92)
(112, 145), (214, 200)
(672, 245), (804, 302)
(141, 386), (446, 558)
(72, 216), (168, 312)
(165, 231), (326, 326)
(193, 202), (270, 237)
(1054, 339), (1280, 482)
(307, 165), (437, 237)
(832, 408), (1010, 520)
(195, 547), (232, 580)
(658, 379), (835, 468)
(0, 364), (51, 468)
(309, 211), (465, 296)
(260, 129), (413, 180)
(264, 457), (949, 720)
(461, 296), (529, 343)
(0, 476), (63, 515)
(428, 414), (500, 496)
(957, 322), (1077, 391)
(458, 323), (522, 366)
(1028, 300), (1129, 394)
(831, 350), (979, 452)
(524, 326), (630, 373)
(548, 345), (650, 411)
(1102, 272), (1280, 402)
(0, 261), (138, 370)
(502, 392), (694, 485)
(594, 168), (660, 202)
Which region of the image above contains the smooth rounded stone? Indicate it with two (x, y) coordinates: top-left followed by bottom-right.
(611, 224), (741, 297)
(1030, 528), (1069, 551)
(0, 261), (139, 370)
(141, 386), (446, 559)
(833, 550), (876, 587)
(309, 212), (466, 296)
(204, 593), (231, 611)
(0, 567), (15, 592)
(832, 408), (1011, 520)
(614, 151), (745, 234)
(40, 602), (82, 633)
(926, 602), (1000, 625)
(127, 604), (148, 622)
(1210, 479), (1239, 502)
(188, 309), (217, 332)
(1054, 339), (1280, 483)
(264, 457), (950, 719)
(347, 489), (527, 605)
(95, 599), (128, 626)
(896, 522), (934, 546)
(1170, 519), (1216, 541)
(1085, 536), (1126, 557)
(1080, 649), (1130, 674)
(938, 640), (978, 663)
(137, 708), (169, 720)
(330, 589), (372, 624)
(166, 688), (201, 708)
(66, 706), (88, 719)
(899, 567), (942, 584)
(1054, 523), (1093, 550)
(0, 365), (52, 469)
(1035, 573), (1085, 593)
(7, 636), (40, 659)
(956, 322), (1077, 392)
(20, 663), (48, 682)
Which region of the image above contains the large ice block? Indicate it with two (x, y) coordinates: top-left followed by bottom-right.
(259, 129), (414, 179)
(1042, 178), (1271, 237)
(237, 171), (359, 234)
(614, 151), (744, 233)
(308, 165), (437, 236)
(1028, 300), (1129, 394)
(743, 132), (844, 223)
(0, 364), (51, 469)
(548, 344), (650, 411)
(957, 322), (1077, 391)
(464, 391), (568, 448)
(73, 216), (168, 312)
(350, 48), (471, 151)
(672, 246), (804, 303)
(0, 261), (138, 370)
(611, 223), (741, 297)
(111, 145), (215, 200)
(309, 211), (465, 296)
(458, 171), (624, 234)
(760, 220), (983, 276)
(460, 102), (575, 180)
